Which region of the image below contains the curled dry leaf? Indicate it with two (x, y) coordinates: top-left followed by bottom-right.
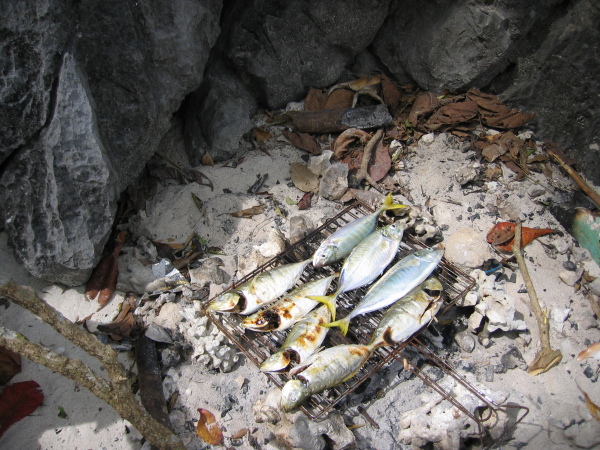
(333, 128), (371, 161)
(85, 231), (127, 309)
(486, 222), (557, 253)
(229, 204), (267, 219)
(290, 163), (319, 193)
(282, 130), (322, 155)
(467, 88), (535, 129)
(196, 408), (223, 445)
(202, 150), (214, 167)
(408, 92), (439, 126)
(231, 428), (248, 440)
(298, 192), (313, 210)
(576, 384), (600, 422)
(424, 100), (479, 132)
(368, 139), (392, 182)
(253, 128), (273, 143)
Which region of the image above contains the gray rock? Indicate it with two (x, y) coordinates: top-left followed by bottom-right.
(455, 331), (476, 353)
(189, 257), (229, 288)
(225, 0), (392, 109)
(0, 1), (71, 164)
(0, 1), (221, 284)
(184, 58), (257, 164)
(319, 163), (349, 201)
(0, 52), (118, 285)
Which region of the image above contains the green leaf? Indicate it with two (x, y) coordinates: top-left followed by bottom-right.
(58, 406), (68, 419)
(285, 196), (298, 205)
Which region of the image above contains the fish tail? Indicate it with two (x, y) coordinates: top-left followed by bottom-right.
(381, 193), (408, 211)
(322, 317), (350, 336)
(308, 295), (337, 321)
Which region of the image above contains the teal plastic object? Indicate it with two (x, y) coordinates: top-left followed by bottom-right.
(572, 208), (600, 267)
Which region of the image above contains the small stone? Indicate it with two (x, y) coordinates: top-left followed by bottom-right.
(421, 132), (435, 145)
(559, 269), (583, 286)
(319, 163), (348, 201)
(189, 257), (228, 287)
(485, 365), (495, 382)
(444, 228), (492, 269)
(527, 186), (545, 198)
(455, 165), (478, 186)
(500, 347), (527, 371)
(562, 260), (577, 271)
(289, 215), (314, 245)
(572, 246), (591, 263)
(455, 331), (476, 353)
(583, 366), (594, 378)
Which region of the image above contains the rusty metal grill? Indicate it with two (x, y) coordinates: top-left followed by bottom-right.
(202, 201), (528, 446)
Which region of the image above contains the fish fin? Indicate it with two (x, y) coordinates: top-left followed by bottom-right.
(381, 193), (408, 211)
(308, 295), (337, 321)
(322, 318), (350, 336)
(248, 275), (260, 294)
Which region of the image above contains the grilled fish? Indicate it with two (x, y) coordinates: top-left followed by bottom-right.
(324, 245), (444, 335)
(280, 343), (373, 411)
(369, 277), (444, 348)
(310, 222), (405, 320)
(260, 304), (331, 373)
(241, 274), (337, 332)
(206, 259), (311, 315)
(312, 193), (406, 268)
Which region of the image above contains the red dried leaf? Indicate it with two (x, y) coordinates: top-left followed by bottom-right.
(0, 381), (44, 437)
(380, 73), (402, 114)
(298, 192), (313, 210)
(282, 130), (322, 155)
(85, 231), (127, 309)
(424, 100), (479, 132)
(196, 408), (223, 445)
(487, 222), (557, 253)
(332, 128), (371, 161)
(0, 346), (21, 386)
(408, 92), (439, 126)
(467, 88), (535, 129)
(368, 139), (392, 182)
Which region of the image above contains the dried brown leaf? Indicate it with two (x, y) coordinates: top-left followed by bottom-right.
(231, 428), (248, 440)
(304, 88), (329, 111)
(481, 143), (506, 162)
(290, 163), (319, 193)
(298, 192), (313, 210)
(253, 128), (273, 143)
(229, 204), (267, 219)
(282, 130), (322, 155)
(85, 232), (126, 308)
(368, 139), (392, 182)
(0, 347), (21, 386)
(380, 73), (402, 113)
(324, 89), (354, 110)
(424, 100), (479, 131)
(332, 128), (371, 160)
(196, 408), (223, 445)
(202, 151), (214, 166)
(408, 92), (439, 126)
(467, 88), (535, 129)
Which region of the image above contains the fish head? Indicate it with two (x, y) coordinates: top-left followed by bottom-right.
(313, 245), (337, 268)
(206, 292), (241, 312)
(241, 309), (280, 332)
(260, 349), (297, 373)
(280, 379), (308, 412)
(422, 277), (443, 298)
(414, 245), (444, 262)
(381, 222), (406, 240)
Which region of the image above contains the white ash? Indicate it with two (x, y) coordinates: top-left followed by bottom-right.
(444, 227), (492, 269)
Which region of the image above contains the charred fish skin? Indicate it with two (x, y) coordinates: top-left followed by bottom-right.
(280, 344), (372, 411)
(260, 304), (331, 373)
(312, 193), (407, 268)
(241, 274), (337, 332)
(309, 222), (405, 320)
(369, 277), (444, 348)
(207, 258), (311, 315)
(325, 245), (444, 335)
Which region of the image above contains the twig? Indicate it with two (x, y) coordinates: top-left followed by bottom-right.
(547, 148), (600, 209)
(511, 223), (562, 375)
(355, 128), (383, 192)
(0, 282), (184, 450)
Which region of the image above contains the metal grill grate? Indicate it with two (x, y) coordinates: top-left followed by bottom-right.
(202, 201), (527, 446)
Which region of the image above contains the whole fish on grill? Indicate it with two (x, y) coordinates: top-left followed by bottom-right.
(241, 274), (337, 332)
(369, 277), (444, 348)
(312, 193), (407, 268)
(324, 245), (444, 335)
(309, 222), (405, 320)
(206, 259), (311, 315)
(280, 343), (374, 411)
(260, 304), (331, 373)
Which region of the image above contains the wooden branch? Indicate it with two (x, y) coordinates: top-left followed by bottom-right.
(511, 223), (562, 375)
(355, 128), (383, 192)
(0, 282), (184, 450)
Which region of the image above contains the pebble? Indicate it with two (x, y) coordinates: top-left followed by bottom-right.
(572, 246), (591, 263)
(562, 260), (577, 271)
(527, 186), (545, 198)
(455, 331), (476, 353)
(421, 132), (436, 145)
(444, 228), (491, 269)
(318, 163), (348, 200)
(559, 269), (583, 286)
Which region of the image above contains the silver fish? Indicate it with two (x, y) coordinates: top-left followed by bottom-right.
(260, 304), (331, 373)
(310, 222), (405, 320)
(369, 277), (444, 348)
(280, 343), (373, 411)
(241, 274), (337, 332)
(207, 259), (311, 315)
(312, 193), (406, 268)
(324, 245), (444, 335)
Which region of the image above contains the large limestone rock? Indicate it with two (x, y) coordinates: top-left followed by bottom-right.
(0, 0), (222, 285)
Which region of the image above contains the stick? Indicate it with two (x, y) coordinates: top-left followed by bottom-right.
(511, 223), (562, 375)
(0, 282), (184, 450)
(355, 129), (383, 192)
